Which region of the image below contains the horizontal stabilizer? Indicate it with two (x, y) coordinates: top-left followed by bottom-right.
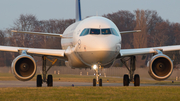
(120, 30), (141, 34)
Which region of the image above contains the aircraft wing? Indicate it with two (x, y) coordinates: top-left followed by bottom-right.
(0, 46), (65, 57)
(120, 45), (180, 57)
(11, 30), (72, 38)
(120, 30), (141, 34)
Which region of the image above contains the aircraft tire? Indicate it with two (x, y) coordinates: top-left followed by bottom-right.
(134, 74), (140, 86)
(47, 75), (53, 87)
(123, 74), (129, 86)
(37, 75), (42, 87)
(93, 79), (96, 86)
(99, 79), (102, 86)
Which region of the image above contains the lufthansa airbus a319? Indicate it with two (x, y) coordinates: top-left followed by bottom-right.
(0, 0), (178, 87)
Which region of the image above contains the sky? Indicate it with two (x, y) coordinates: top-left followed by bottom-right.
(0, 0), (180, 30)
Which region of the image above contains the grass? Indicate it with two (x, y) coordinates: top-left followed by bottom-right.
(1, 73), (180, 100)
(1, 73), (180, 85)
(0, 86), (180, 101)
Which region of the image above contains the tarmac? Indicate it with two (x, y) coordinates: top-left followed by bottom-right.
(0, 81), (178, 87)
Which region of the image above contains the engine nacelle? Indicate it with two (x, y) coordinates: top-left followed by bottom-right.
(11, 54), (37, 81)
(148, 54), (173, 80)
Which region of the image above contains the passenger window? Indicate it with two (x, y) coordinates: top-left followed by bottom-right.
(111, 28), (119, 36)
(101, 29), (111, 35)
(90, 29), (100, 34)
(80, 29), (89, 36)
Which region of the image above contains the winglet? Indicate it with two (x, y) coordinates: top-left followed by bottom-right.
(76, 0), (82, 22)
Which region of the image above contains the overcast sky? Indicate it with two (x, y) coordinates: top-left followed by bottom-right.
(0, 0), (180, 30)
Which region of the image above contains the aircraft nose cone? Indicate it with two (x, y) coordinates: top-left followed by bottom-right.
(77, 51), (117, 65)
(77, 35), (120, 65)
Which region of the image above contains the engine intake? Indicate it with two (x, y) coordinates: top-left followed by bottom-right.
(148, 54), (173, 80)
(11, 54), (37, 81)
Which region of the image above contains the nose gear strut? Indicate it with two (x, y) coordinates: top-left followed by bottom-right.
(93, 62), (102, 86)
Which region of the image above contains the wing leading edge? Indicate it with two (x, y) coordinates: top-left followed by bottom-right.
(120, 30), (141, 34)
(120, 45), (180, 57)
(0, 46), (65, 57)
(11, 30), (72, 38)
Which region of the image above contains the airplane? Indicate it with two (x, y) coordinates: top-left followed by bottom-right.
(0, 0), (179, 87)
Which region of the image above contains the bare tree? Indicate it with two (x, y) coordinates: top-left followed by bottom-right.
(37, 19), (75, 49)
(151, 21), (170, 47)
(104, 10), (136, 49)
(133, 9), (147, 48)
(11, 14), (39, 47)
(172, 23), (180, 45)
(0, 30), (6, 66)
(0, 30), (5, 45)
(144, 10), (163, 47)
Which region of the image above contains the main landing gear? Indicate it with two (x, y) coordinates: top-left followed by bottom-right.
(121, 56), (140, 86)
(37, 56), (57, 87)
(93, 63), (102, 86)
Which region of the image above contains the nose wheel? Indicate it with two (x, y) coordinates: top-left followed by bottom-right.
(93, 78), (102, 86)
(93, 79), (96, 86)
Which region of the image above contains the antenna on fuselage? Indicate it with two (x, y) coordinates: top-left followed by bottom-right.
(76, 0), (82, 22)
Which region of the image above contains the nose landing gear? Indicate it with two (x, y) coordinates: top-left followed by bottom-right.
(93, 63), (102, 86)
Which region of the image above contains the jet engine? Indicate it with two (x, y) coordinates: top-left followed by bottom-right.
(11, 54), (37, 81)
(148, 54), (173, 80)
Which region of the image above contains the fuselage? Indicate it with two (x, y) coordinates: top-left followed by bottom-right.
(61, 16), (121, 68)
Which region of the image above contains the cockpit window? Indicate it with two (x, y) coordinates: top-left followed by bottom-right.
(80, 29), (89, 36)
(79, 28), (119, 36)
(111, 28), (119, 36)
(90, 29), (100, 34)
(102, 29), (111, 35)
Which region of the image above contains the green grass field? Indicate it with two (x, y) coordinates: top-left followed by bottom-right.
(0, 86), (180, 101)
(1, 73), (180, 100)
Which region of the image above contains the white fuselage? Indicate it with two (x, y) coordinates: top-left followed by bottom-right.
(61, 16), (121, 68)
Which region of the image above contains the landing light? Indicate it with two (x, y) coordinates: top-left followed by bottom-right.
(93, 65), (97, 70)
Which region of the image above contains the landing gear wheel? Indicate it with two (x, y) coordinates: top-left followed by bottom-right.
(134, 74), (140, 86)
(47, 75), (53, 87)
(93, 79), (96, 86)
(37, 75), (42, 87)
(123, 74), (129, 86)
(99, 79), (102, 86)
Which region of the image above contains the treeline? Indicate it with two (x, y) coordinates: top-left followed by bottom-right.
(0, 14), (75, 66)
(105, 10), (180, 67)
(0, 9), (180, 67)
